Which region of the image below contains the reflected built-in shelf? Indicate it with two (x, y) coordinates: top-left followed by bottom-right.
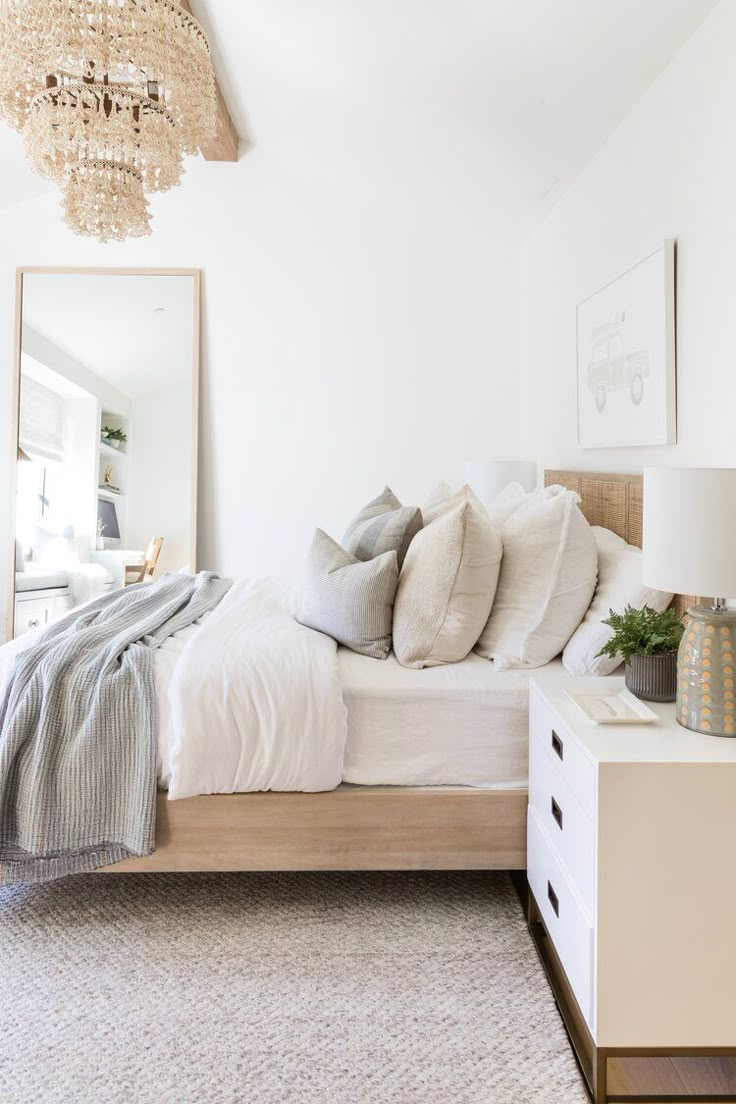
(99, 439), (128, 459)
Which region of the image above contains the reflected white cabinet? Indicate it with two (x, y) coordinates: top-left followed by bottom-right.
(527, 670), (736, 1104)
(14, 589), (75, 636)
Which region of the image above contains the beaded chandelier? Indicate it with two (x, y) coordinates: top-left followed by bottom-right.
(0, 0), (217, 242)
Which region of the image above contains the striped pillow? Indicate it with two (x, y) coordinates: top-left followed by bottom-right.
(343, 487), (422, 568)
(296, 529), (398, 659)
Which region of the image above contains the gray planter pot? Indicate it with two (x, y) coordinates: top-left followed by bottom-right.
(625, 652), (677, 703)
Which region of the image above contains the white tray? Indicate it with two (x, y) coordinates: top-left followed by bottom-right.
(564, 687), (659, 725)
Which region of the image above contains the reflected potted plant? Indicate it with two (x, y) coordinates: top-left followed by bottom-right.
(102, 426), (127, 450)
(597, 605), (684, 702)
(96, 519), (106, 551)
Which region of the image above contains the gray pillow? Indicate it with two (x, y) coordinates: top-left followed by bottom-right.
(296, 529), (398, 659)
(343, 486), (422, 568)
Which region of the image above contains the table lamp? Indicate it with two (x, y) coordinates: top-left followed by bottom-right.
(463, 460), (537, 510)
(643, 467), (736, 736)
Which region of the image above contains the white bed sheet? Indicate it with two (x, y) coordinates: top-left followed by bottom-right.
(155, 638), (549, 791)
(339, 648), (552, 789)
(1, 599), (542, 793)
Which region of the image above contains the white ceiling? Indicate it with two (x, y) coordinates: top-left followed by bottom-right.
(22, 273), (195, 400)
(202, 0), (718, 234)
(0, 0), (718, 229)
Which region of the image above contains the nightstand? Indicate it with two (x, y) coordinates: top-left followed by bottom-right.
(527, 669), (736, 1104)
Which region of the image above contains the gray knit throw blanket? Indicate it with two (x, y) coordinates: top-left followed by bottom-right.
(0, 571), (232, 885)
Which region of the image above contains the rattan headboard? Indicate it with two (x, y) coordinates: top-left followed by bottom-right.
(544, 469), (694, 618)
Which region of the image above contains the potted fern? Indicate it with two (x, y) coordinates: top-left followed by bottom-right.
(597, 605), (684, 702)
(102, 425), (127, 450)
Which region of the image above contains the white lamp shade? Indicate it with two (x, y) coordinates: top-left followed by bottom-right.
(463, 460), (537, 509)
(643, 468), (736, 598)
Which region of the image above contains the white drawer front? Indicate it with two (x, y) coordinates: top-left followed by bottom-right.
(53, 595), (75, 616)
(530, 688), (596, 819)
(529, 727), (595, 914)
(14, 598), (50, 636)
(528, 806), (594, 1028)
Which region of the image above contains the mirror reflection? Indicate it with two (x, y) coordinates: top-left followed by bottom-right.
(13, 271), (198, 638)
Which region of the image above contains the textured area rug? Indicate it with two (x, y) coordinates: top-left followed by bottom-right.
(0, 871), (587, 1104)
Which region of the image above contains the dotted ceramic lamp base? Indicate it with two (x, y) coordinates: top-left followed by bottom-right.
(677, 607), (736, 737)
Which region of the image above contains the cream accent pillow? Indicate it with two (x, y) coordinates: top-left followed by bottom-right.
(475, 486), (598, 670)
(393, 498), (503, 669)
(562, 526), (674, 676)
(422, 483), (485, 524)
(423, 481), (538, 525)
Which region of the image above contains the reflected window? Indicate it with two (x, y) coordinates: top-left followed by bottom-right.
(16, 454), (63, 555)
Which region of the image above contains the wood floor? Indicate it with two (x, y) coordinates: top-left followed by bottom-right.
(510, 873), (736, 1103)
(607, 1056), (736, 1101)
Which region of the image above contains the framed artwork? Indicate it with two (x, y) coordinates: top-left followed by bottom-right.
(576, 241), (676, 448)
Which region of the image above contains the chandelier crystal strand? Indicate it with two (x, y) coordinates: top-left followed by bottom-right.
(0, 0), (217, 242)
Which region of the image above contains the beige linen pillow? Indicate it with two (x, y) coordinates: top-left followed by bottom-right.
(296, 529), (398, 659)
(343, 487), (422, 569)
(475, 486), (598, 669)
(393, 498), (503, 669)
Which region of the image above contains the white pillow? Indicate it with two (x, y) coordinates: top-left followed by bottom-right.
(424, 481), (532, 526)
(393, 498), (502, 669)
(562, 526), (674, 676)
(422, 481), (455, 515)
(475, 485), (598, 669)
(421, 483), (475, 524)
(485, 480), (531, 525)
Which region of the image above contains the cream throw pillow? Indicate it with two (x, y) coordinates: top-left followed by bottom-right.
(422, 483), (482, 524)
(562, 526), (674, 676)
(475, 486), (598, 669)
(393, 498), (503, 669)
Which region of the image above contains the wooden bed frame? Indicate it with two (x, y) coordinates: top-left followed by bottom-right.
(109, 469), (682, 875)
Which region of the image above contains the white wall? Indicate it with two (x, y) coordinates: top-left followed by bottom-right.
(519, 0), (736, 476)
(23, 325), (131, 419)
(126, 382), (193, 575)
(0, 110), (521, 635)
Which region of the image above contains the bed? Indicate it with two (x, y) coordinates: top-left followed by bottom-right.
(0, 469), (684, 876)
(101, 468), (685, 876)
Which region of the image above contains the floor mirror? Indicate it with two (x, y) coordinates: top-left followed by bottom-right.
(8, 268), (200, 640)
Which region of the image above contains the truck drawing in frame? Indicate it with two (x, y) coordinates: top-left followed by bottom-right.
(576, 240), (675, 448)
(587, 313), (650, 413)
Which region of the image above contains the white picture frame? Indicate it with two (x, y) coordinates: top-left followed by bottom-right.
(576, 241), (676, 448)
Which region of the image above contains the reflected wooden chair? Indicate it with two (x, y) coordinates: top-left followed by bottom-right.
(124, 537), (164, 586)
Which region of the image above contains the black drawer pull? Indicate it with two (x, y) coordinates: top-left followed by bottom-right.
(547, 880), (559, 917)
(551, 730), (563, 760)
(551, 796), (563, 830)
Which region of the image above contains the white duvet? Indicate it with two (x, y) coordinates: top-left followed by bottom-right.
(165, 577), (347, 797)
(0, 577), (348, 800)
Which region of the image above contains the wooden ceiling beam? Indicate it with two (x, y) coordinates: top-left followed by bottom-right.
(178, 0), (240, 162)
